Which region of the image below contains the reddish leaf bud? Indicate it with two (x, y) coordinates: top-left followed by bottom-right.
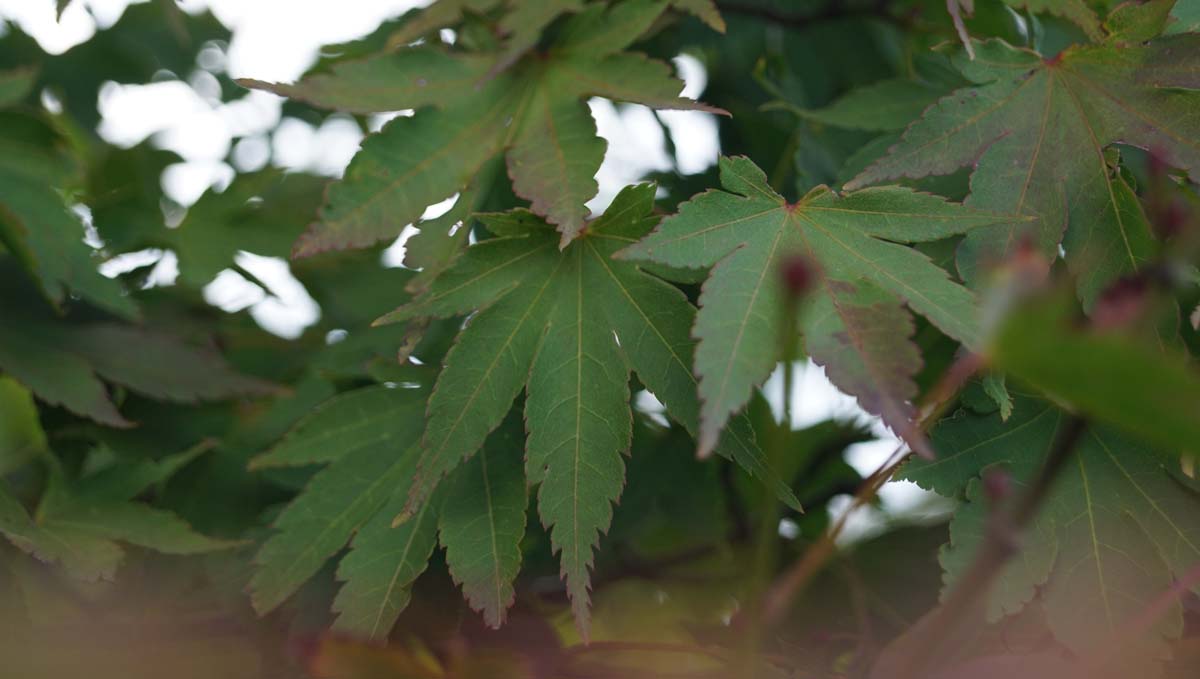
(982, 468), (1012, 504)
(780, 254), (815, 299)
(1093, 275), (1149, 330)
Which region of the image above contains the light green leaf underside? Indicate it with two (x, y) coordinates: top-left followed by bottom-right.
(621, 155), (999, 456)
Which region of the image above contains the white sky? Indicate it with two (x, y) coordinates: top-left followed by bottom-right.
(1, 0), (934, 524)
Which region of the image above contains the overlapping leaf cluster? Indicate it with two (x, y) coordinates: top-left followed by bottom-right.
(4, 0), (1200, 675)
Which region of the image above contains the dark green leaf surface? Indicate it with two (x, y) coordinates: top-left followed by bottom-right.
(250, 385), (428, 470)
(386, 184), (797, 636)
(438, 415), (527, 628)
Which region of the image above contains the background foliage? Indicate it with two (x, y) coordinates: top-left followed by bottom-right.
(2, 0), (1200, 677)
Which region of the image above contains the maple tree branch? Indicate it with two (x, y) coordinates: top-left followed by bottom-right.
(887, 414), (1088, 679)
(759, 350), (982, 627)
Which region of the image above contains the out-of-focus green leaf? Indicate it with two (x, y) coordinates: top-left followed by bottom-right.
(243, 1), (716, 253)
(0, 301), (277, 428)
(249, 385), (428, 469)
(0, 445), (234, 582)
(904, 395), (1198, 661)
(785, 78), (946, 132)
(991, 292), (1200, 455)
(0, 66), (36, 106)
(0, 377), (46, 475)
(0, 111), (136, 318)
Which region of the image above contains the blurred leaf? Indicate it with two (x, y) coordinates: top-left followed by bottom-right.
(0, 301), (277, 428)
(0, 446), (235, 582)
(243, 1), (715, 253)
(904, 395), (1198, 660)
(0, 111), (136, 318)
(0, 66), (36, 106)
(0, 376), (46, 475)
(170, 171), (327, 288)
(0, 1), (232, 129)
(991, 291), (1200, 454)
(1004, 0), (1102, 41)
(783, 78), (947, 132)
(250, 385), (429, 470)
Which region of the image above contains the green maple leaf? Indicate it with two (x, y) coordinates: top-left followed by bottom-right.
(902, 394), (1200, 661)
(0, 376), (46, 475)
(1171, 0), (1200, 33)
(381, 184), (798, 637)
(991, 289), (1200, 455)
(242, 0), (719, 254)
(248, 385), (430, 618)
(437, 412), (527, 629)
(383, 0), (724, 53)
(0, 442), (236, 581)
(169, 171), (328, 288)
(0, 110), (135, 319)
(0, 300), (278, 428)
(248, 385), (530, 639)
(847, 22), (1200, 307)
(618, 156), (1003, 457)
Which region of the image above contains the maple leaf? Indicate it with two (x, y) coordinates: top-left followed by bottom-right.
(618, 156), (1003, 457)
(0, 376), (45, 475)
(380, 184), (799, 637)
(847, 23), (1200, 307)
(247, 385), (430, 618)
(902, 394), (1200, 664)
(0, 298), (278, 428)
(241, 0), (720, 254)
(0, 110), (136, 319)
(168, 171), (328, 288)
(0, 442), (236, 581)
(990, 289), (1200, 455)
(247, 384), (530, 639)
(383, 0), (724, 53)
(437, 412), (528, 629)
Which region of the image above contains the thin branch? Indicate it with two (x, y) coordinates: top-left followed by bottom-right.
(760, 350), (984, 627)
(887, 415), (1088, 679)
